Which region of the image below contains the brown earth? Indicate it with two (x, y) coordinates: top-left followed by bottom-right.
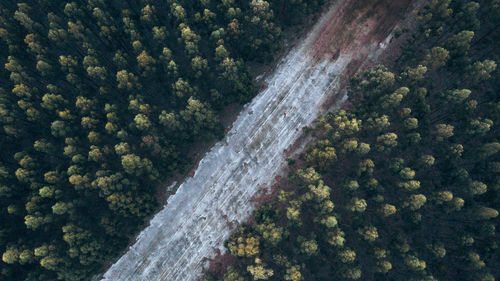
(312, 0), (413, 59)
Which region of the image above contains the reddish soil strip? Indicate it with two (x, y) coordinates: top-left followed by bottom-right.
(312, 0), (413, 59)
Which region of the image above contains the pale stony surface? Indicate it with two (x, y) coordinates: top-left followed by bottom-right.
(102, 1), (407, 280)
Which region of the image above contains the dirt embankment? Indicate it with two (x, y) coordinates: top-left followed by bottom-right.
(313, 0), (413, 59)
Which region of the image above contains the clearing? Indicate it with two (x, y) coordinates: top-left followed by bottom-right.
(101, 1), (414, 280)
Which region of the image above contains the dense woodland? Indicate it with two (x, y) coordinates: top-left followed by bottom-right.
(206, 0), (500, 280)
(0, 0), (324, 280)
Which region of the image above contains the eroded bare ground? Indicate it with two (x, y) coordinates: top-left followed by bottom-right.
(101, 1), (414, 280)
(313, 0), (412, 57)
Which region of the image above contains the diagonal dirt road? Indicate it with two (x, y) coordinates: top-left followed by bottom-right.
(102, 1), (413, 280)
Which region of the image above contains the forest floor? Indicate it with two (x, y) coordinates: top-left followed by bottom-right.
(101, 0), (416, 280)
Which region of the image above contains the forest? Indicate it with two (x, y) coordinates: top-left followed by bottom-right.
(205, 0), (500, 280)
(0, 0), (324, 280)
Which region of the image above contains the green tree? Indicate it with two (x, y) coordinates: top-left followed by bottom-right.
(467, 60), (497, 84)
(339, 248), (356, 263)
(349, 197), (367, 212)
(300, 239), (318, 256)
(422, 46), (449, 70)
(446, 30), (474, 57)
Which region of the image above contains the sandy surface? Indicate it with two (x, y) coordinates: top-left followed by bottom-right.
(101, 1), (413, 280)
